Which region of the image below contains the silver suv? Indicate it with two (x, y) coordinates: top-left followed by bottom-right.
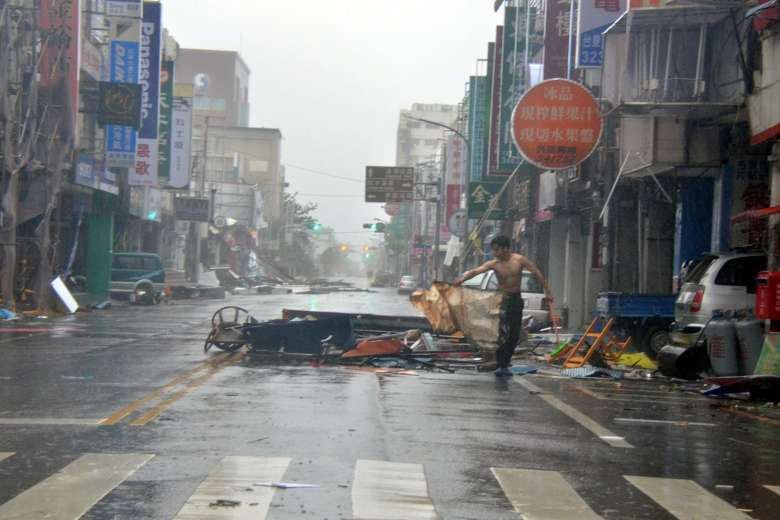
(672, 252), (766, 345)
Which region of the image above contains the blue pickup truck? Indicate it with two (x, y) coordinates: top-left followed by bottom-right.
(596, 292), (676, 356)
(110, 252), (166, 305)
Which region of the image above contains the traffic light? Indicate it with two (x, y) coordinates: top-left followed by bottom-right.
(362, 222), (386, 232)
(307, 221), (323, 232)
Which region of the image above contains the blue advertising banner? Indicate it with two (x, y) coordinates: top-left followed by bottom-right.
(577, 0), (625, 68)
(105, 38), (140, 167)
(130, 0), (162, 186)
(139, 1), (161, 140)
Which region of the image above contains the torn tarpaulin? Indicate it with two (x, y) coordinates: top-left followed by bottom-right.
(411, 282), (502, 349)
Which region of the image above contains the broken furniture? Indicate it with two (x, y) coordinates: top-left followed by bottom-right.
(554, 317), (632, 369)
(203, 306), (355, 355)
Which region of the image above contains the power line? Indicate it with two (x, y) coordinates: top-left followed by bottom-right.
(297, 192), (364, 198)
(284, 163), (365, 184)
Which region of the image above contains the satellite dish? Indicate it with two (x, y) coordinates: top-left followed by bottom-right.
(194, 73), (210, 95)
(214, 215), (227, 228)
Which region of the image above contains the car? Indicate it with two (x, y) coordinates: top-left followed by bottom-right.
(371, 271), (396, 288)
(462, 271), (551, 331)
(110, 252), (166, 305)
(672, 251), (766, 346)
(397, 275), (418, 294)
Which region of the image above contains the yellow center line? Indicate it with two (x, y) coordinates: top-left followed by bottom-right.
(99, 353), (230, 425)
(130, 351), (247, 426)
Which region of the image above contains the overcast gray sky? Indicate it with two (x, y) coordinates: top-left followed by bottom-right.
(163, 0), (502, 244)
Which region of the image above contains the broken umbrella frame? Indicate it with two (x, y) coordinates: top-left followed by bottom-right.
(204, 306), (254, 353)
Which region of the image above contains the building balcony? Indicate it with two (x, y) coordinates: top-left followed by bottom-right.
(602, 3), (746, 118)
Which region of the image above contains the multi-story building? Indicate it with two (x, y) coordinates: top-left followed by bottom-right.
(176, 49), (251, 128)
(396, 103), (458, 167)
(394, 103), (458, 281)
(202, 126), (284, 228)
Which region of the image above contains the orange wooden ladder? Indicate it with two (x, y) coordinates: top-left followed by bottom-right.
(562, 317), (615, 368)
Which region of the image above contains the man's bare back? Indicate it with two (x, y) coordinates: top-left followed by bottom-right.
(489, 253), (526, 294)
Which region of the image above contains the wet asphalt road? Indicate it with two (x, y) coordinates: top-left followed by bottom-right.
(0, 285), (779, 519)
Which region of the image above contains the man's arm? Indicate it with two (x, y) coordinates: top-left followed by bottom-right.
(521, 257), (553, 299)
(452, 260), (496, 286)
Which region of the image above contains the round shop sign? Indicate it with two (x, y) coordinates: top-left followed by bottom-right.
(511, 78), (602, 171)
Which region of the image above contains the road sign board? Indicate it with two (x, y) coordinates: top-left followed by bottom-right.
(511, 79), (603, 171)
(174, 197), (209, 222)
(467, 181), (506, 220)
(365, 166), (414, 203)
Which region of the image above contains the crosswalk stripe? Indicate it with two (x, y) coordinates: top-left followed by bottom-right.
(0, 453), (153, 520)
(625, 476), (752, 520)
(173, 456), (291, 519)
(0, 452), (13, 463)
(492, 468), (602, 520)
(352, 459), (439, 519)
(765, 485), (780, 496)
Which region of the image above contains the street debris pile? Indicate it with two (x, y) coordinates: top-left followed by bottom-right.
(203, 305), (479, 373)
(408, 284), (780, 406)
(212, 258), (375, 297)
(200, 284), (779, 414)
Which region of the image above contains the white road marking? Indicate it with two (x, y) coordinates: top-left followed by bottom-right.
(0, 453), (153, 520)
(625, 476), (752, 520)
(0, 452), (13, 463)
(173, 456), (290, 519)
(615, 418), (716, 427)
(765, 485), (780, 496)
(0, 418), (102, 426)
(352, 459), (439, 519)
(491, 468), (602, 520)
(516, 378), (633, 448)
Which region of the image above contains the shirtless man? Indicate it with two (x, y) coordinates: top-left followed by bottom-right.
(453, 235), (553, 377)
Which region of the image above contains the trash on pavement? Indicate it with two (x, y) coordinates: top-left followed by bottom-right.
(341, 339), (402, 358)
(0, 308), (18, 321)
(510, 365), (539, 375)
(50, 276), (79, 313)
(254, 482), (319, 489)
(702, 375), (780, 402)
(658, 344), (710, 380)
(615, 352), (658, 370)
(209, 499), (241, 507)
(561, 367), (624, 380)
(91, 301), (112, 310)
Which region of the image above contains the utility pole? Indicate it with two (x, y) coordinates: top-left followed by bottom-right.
(189, 116), (209, 283)
(433, 176), (442, 282)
